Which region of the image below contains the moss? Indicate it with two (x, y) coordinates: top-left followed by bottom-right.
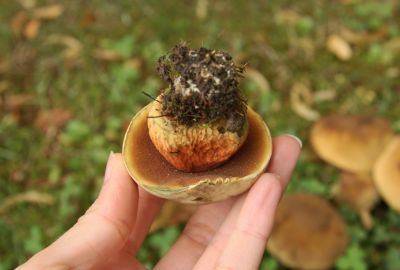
(156, 44), (247, 131)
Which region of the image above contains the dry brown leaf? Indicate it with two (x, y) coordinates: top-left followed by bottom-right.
(45, 35), (82, 59)
(0, 191), (55, 215)
(244, 67), (270, 93)
(10, 11), (28, 35)
(35, 108), (72, 133)
(32, 4), (63, 20)
(24, 19), (41, 40)
(92, 49), (123, 61)
(385, 37), (400, 52)
(274, 9), (301, 25)
(326, 34), (353, 61)
(340, 27), (386, 45)
(290, 82), (320, 121)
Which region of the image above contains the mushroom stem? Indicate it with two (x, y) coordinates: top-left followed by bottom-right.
(359, 209), (373, 230)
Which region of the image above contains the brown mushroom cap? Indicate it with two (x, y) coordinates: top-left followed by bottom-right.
(333, 172), (379, 229)
(267, 193), (348, 270)
(310, 114), (393, 174)
(333, 172), (379, 212)
(373, 136), (400, 212)
(123, 103), (272, 204)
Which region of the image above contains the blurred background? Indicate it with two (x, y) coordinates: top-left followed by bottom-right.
(1, 0), (400, 269)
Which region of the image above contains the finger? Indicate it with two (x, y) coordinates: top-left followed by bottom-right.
(216, 174), (282, 270)
(267, 134), (302, 189)
(193, 191), (247, 270)
(194, 135), (301, 269)
(155, 198), (235, 270)
(18, 153), (138, 270)
(124, 187), (165, 255)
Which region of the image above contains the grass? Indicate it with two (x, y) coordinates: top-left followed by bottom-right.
(1, 0), (400, 269)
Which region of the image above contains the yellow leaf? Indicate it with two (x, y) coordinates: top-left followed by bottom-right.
(0, 191), (55, 215)
(24, 19), (41, 40)
(326, 34), (353, 61)
(33, 4), (63, 20)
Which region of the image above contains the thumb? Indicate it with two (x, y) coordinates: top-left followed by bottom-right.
(18, 153), (138, 269)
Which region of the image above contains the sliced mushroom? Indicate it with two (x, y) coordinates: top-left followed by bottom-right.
(373, 136), (400, 212)
(123, 104), (272, 204)
(267, 193), (348, 270)
(332, 172), (379, 229)
(310, 114), (393, 174)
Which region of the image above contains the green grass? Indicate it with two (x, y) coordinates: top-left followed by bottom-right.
(1, 0), (400, 269)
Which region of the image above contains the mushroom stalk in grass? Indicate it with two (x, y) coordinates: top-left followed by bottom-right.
(123, 44), (272, 204)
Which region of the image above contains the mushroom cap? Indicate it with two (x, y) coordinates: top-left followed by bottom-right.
(310, 114), (393, 174)
(333, 172), (379, 212)
(123, 103), (272, 204)
(373, 136), (400, 212)
(267, 193), (348, 270)
(148, 100), (248, 172)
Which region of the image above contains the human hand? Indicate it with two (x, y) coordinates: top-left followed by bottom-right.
(18, 135), (301, 270)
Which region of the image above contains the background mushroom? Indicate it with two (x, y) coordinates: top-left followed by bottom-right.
(373, 136), (400, 213)
(267, 193), (348, 270)
(310, 114), (393, 174)
(332, 172), (379, 229)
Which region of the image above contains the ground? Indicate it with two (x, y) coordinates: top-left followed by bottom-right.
(0, 0), (400, 269)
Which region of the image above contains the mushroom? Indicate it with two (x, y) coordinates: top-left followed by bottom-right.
(332, 172), (379, 229)
(267, 193), (348, 270)
(373, 136), (400, 212)
(310, 114), (393, 174)
(123, 45), (272, 204)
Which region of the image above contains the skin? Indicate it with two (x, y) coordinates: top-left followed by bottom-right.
(17, 135), (301, 270)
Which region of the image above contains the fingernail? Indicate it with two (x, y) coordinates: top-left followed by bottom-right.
(287, 134), (302, 148)
(104, 151), (114, 182)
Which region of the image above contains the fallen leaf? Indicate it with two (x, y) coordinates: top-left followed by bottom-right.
(35, 108), (72, 133)
(32, 4), (63, 20)
(0, 191), (55, 215)
(10, 11), (28, 35)
(92, 48), (124, 61)
(45, 35), (82, 59)
(244, 67), (270, 93)
(196, 0), (208, 20)
(290, 82), (320, 121)
(326, 34), (353, 61)
(18, 0), (36, 9)
(80, 10), (96, 27)
(340, 27), (387, 45)
(24, 19), (41, 40)
(313, 89), (337, 102)
(385, 37), (400, 52)
(274, 9), (301, 25)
